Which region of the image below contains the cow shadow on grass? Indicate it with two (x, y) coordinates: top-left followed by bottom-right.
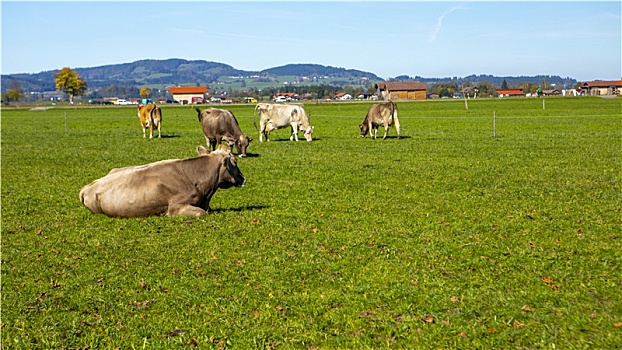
(266, 137), (323, 142)
(240, 153), (260, 158)
(363, 135), (411, 140)
(159, 134), (181, 139)
(211, 205), (269, 213)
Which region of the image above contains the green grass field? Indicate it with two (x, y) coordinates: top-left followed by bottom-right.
(2, 97), (621, 348)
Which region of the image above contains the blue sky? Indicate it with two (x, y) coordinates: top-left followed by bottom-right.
(2, 1), (620, 81)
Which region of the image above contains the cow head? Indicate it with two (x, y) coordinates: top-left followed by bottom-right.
(359, 122), (369, 137)
(197, 145), (245, 188)
(303, 126), (314, 142)
(235, 135), (252, 157)
(217, 151), (246, 189)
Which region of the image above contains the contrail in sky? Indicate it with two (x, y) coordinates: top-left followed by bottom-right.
(429, 5), (467, 43)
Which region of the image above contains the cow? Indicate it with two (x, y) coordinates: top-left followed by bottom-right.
(79, 145), (246, 217)
(196, 107), (252, 157)
(137, 103), (163, 139)
(254, 103), (314, 142)
(359, 101), (400, 140)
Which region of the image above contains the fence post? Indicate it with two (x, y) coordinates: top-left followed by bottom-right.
(493, 111), (496, 138)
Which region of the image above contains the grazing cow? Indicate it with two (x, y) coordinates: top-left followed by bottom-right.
(137, 103), (162, 139)
(196, 107), (252, 157)
(79, 145), (246, 217)
(359, 101), (400, 140)
(254, 103), (314, 142)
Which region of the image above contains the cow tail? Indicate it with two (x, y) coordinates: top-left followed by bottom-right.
(196, 108), (203, 122)
(253, 105), (259, 132)
(390, 100), (396, 122)
(154, 106), (162, 127)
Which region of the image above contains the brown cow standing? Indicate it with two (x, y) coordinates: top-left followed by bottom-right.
(359, 101), (400, 140)
(197, 107), (251, 157)
(79, 145), (246, 217)
(137, 103), (162, 139)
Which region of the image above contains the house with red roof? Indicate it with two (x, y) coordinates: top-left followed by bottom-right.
(496, 89), (525, 98)
(169, 86), (208, 104)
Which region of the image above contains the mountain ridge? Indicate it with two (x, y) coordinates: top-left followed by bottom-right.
(1, 58), (578, 92)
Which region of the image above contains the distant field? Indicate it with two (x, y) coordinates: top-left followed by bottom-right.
(2, 97), (620, 348)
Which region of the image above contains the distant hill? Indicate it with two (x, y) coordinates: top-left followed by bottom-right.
(393, 74), (578, 89)
(1, 59), (251, 92)
(263, 64), (381, 80)
(1, 58), (578, 93)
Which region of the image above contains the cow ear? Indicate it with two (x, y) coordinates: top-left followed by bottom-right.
(197, 146), (209, 156)
(221, 153), (234, 167)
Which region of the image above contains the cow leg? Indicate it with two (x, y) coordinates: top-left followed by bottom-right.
(205, 136), (212, 150)
(394, 116), (400, 139)
(368, 121), (375, 139)
(167, 203), (206, 217)
(149, 119), (154, 139)
(156, 121), (161, 138)
(259, 122), (267, 142)
(382, 121), (389, 140)
(290, 123), (299, 141)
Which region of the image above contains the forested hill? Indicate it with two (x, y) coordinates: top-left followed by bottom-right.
(1, 59), (383, 92)
(1, 59), (252, 92)
(2, 58), (577, 92)
(263, 64), (381, 80)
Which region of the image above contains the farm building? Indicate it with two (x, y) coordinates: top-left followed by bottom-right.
(542, 89), (561, 96)
(581, 80), (622, 96)
(375, 82), (428, 101)
(496, 89), (525, 98)
(169, 86), (208, 105)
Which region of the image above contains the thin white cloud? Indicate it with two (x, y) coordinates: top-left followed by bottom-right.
(429, 4), (468, 43)
(170, 28), (206, 35)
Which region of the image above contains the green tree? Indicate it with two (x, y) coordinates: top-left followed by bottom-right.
(501, 79), (509, 89)
(55, 67), (87, 104)
(140, 85), (151, 99)
(476, 81), (498, 97)
(344, 85), (355, 97)
(7, 80), (25, 102)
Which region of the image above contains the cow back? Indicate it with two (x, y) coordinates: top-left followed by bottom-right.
(198, 108), (243, 138)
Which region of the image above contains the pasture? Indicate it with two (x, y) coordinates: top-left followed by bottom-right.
(2, 97), (620, 348)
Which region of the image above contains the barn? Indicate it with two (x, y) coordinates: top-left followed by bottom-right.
(496, 89), (525, 98)
(375, 82), (428, 101)
(169, 86), (208, 105)
(581, 80), (622, 96)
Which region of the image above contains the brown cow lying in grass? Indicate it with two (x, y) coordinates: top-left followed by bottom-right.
(79, 145), (246, 217)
